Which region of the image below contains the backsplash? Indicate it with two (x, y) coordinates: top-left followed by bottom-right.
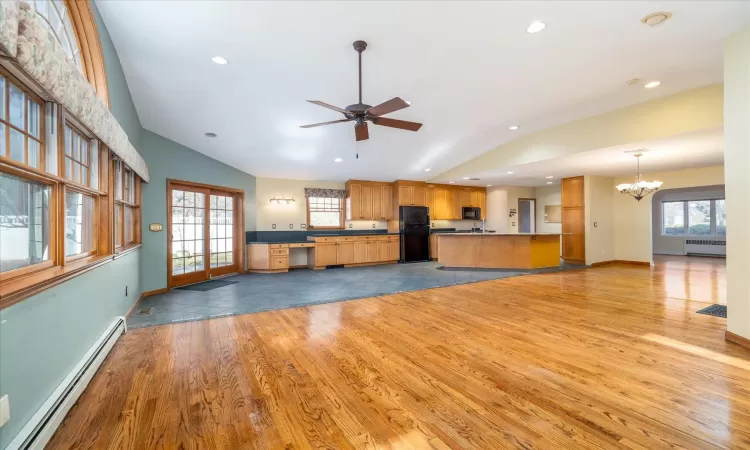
(430, 219), (482, 229)
(247, 229), (391, 243)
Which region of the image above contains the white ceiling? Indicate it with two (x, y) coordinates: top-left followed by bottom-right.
(97, 1), (749, 182)
(461, 128), (724, 187)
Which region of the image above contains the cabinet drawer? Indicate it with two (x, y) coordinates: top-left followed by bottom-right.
(336, 236), (358, 242)
(361, 236), (380, 241)
(269, 244), (289, 249)
(271, 256), (288, 270)
(270, 248), (289, 256)
(288, 242), (314, 248)
(387, 235), (400, 241)
(315, 237), (337, 243)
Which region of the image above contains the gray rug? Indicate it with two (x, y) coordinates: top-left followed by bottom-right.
(177, 279), (239, 292)
(696, 304), (727, 318)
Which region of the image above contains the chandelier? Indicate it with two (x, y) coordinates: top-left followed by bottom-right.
(615, 153), (662, 201)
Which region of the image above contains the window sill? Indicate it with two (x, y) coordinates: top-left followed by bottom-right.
(114, 244), (142, 259)
(0, 250), (139, 309)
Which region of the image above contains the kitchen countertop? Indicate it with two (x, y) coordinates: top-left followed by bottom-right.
(309, 232), (399, 237)
(439, 233), (562, 236)
(248, 241), (311, 244)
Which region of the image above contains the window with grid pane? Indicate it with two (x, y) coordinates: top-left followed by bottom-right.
(0, 172), (51, 272)
(64, 190), (96, 258)
(172, 190), (205, 275)
(0, 75), (44, 169)
(64, 124), (92, 187)
(29, 0), (84, 74)
(307, 197), (344, 229)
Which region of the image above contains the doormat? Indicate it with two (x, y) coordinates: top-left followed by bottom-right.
(696, 304), (727, 318)
(177, 280), (239, 292)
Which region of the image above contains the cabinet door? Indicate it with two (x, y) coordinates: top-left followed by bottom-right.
(361, 185), (373, 220)
(348, 183), (362, 221)
(366, 241), (379, 263)
(562, 207), (585, 262)
(315, 243), (338, 266)
(377, 241), (390, 262)
(470, 190), (481, 207)
(382, 185), (393, 220)
(476, 191), (487, 219)
(562, 177), (584, 208)
(450, 190), (460, 219)
(412, 186), (426, 206)
(425, 187), (435, 218)
(337, 242), (356, 265)
(399, 185), (413, 206)
(389, 239), (400, 261)
(458, 189), (471, 208)
(355, 241), (368, 263)
(434, 188), (447, 220)
(430, 235), (438, 259)
(371, 185), (382, 220)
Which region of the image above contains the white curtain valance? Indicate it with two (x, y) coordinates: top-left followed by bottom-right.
(0, 1), (150, 182)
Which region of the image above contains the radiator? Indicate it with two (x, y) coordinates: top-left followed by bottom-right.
(7, 317), (126, 450)
(685, 239), (726, 256)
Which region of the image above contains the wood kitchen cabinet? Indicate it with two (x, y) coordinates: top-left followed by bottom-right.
(389, 238), (400, 261)
(457, 188), (471, 210)
(355, 241), (368, 263)
(336, 241), (356, 265)
(425, 187), (435, 217)
(394, 181), (426, 208)
(378, 241), (390, 262)
(314, 242), (338, 267)
(346, 180), (394, 220)
(381, 185), (393, 220)
(361, 185), (373, 220)
(308, 235), (400, 269)
(366, 241), (379, 263)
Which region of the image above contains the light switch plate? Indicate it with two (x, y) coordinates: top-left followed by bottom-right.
(0, 394), (10, 428)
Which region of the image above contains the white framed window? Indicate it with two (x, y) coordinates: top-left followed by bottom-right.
(307, 197), (344, 229)
(661, 199), (726, 237)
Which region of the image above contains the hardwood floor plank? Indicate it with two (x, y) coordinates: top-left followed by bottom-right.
(47, 256), (750, 449)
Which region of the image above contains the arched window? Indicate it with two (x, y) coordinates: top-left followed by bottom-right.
(25, 0), (109, 107)
(28, 0), (84, 74)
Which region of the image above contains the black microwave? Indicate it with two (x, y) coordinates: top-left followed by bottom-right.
(462, 207), (481, 220)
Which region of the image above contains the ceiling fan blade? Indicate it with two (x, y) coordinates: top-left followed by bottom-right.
(366, 97), (410, 117)
(355, 122), (369, 141)
(306, 100), (351, 115)
(371, 117), (422, 132)
(299, 119), (352, 128)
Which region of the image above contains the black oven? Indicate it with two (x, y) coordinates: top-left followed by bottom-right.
(462, 207), (481, 220)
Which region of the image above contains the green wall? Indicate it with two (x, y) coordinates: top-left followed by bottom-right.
(138, 130), (256, 293)
(0, 3), (144, 448)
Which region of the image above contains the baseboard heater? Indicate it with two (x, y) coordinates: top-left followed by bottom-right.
(7, 317), (126, 450)
(685, 239), (726, 257)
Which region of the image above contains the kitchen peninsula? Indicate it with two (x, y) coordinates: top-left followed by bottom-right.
(437, 233), (561, 269)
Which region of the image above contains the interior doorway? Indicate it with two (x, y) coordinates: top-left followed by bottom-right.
(167, 179), (245, 289)
(518, 198), (536, 233)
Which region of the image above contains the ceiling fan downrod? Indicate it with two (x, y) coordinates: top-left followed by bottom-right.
(353, 40), (367, 105)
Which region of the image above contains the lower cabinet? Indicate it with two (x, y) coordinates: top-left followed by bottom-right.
(366, 241), (379, 263)
(389, 239), (400, 261)
(337, 241), (356, 265)
(315, 242), (338, 266)
(309, 235), (401, 269)
(248, 243), (290, 272)
(378, 241), (390, 262)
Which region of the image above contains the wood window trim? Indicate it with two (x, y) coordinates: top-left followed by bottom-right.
(306, 197), (345, 230)
(0, 71), (46, 168)
(64, 0), (109, 108)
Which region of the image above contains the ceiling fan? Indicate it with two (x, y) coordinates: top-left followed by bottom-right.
(300, 40), (423, 142)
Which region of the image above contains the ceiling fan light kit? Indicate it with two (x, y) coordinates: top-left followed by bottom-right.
(300, 40), (423, 142)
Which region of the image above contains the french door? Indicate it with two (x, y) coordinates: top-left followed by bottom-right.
(167, 180), (244, 288)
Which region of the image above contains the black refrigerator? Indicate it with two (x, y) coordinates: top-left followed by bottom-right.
(399, 206), (430, 263)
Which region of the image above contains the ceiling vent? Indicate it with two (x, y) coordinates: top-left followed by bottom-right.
(641, 12), (672, 27)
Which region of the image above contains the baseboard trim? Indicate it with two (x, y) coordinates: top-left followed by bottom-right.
(7, 318), (125, 450)
(142, 287), (168, 298)
(591, 260), (652, 267)
(726, 331), (750, 350)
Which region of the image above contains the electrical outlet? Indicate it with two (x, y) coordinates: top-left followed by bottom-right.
(372, 223), (376, 228)
(594, 222), (598, 228)
(0, 394), (10, 428)
(300, 224), (306, 229)
(272, 224), (276, 229)
(289, 224), (293, 229)
(349, 223), (353, 228)
(512, 222), (516, 226)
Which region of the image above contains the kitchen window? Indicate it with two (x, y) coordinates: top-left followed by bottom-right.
(307, 197), (344, 229)
(114, 160), (140, 250)
(661, 199), (726, 237)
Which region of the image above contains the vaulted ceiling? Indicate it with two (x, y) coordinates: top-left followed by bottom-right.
(97, 1), (749, 181)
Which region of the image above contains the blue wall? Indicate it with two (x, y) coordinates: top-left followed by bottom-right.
(0, 3), (144, 448)
(138, 130), (256, 293)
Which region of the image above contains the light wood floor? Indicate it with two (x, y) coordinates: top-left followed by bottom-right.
(49, 257), (750, 449)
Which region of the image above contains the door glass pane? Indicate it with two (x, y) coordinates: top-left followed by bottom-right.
(687, 200), (711, 235)
(0, 172), (51, 272)
(172, 189), (205, 275)
(715, 199), (726, 236)
(64, 191), (95, 257)
(209, 194), (233, 268)
(662, 202), (684, 235)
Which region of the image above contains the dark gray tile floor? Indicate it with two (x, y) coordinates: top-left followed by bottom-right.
(128, 262), (580, 329)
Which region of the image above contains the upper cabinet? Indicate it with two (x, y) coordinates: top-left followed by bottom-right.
(346, 180), (393, 220)
(348, 180), (486, 221)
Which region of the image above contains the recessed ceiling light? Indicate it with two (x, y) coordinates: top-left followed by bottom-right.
(644, 81), (661, 89)
(205, 132), (217, 138)
(462, 177), (470, 180)
(334, 158), (343, 162)
(424, 168), (431, 172)
(506, 171), (514, 175)
(546, 181), (553, 185)
(211, 56), (228, 65)
(486, 184), (492, 187)
(448, 181), (455, 184)
(509, 125), (520, 130)
(641, 12), (672, 27)
(545, 176), (554, 179)
(527, 21), (546, 34)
